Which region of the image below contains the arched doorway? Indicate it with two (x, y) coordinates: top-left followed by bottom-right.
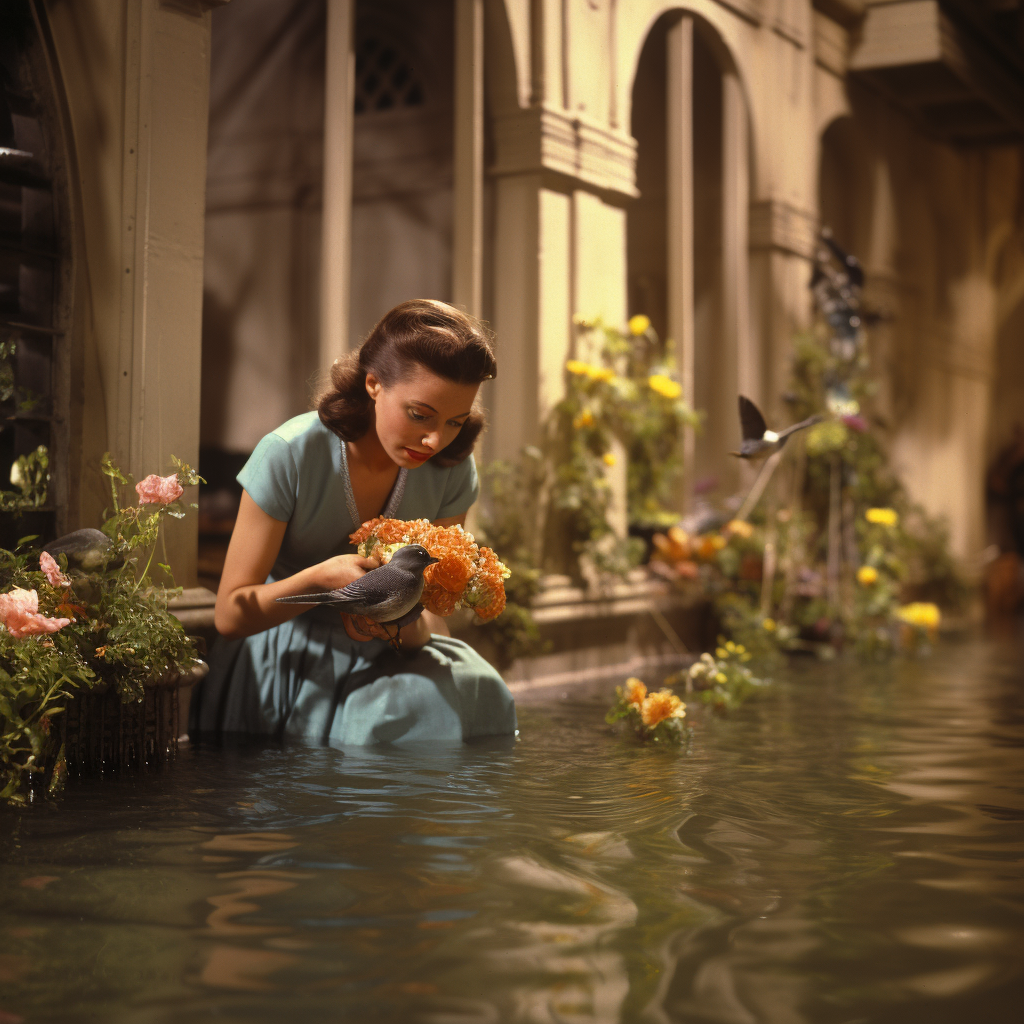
(626, 9), (752, 501)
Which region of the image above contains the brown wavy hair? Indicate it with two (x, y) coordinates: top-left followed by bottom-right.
(316, 299), (496, 467)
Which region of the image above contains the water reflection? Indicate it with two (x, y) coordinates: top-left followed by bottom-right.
(0, 636), (1021, 1022)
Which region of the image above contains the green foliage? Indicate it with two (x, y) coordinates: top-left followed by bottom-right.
(0, 456), (204, 805)
(476, 454), (548, 667)
(0, 444), (49, 510)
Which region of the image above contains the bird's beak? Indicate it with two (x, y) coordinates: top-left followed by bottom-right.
(427, 555), (440, 565)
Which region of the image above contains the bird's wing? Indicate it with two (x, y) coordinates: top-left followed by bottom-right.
(738, 395), (768, 441)
(777, 414), (823, 440)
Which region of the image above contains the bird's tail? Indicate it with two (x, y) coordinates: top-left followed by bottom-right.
(275, 592), (351, 605)
(778, 414), (823, 439)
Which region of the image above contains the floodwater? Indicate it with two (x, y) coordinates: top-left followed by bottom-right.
(2, 634), (1023, 1024)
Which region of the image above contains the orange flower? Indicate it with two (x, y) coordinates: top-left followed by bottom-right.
(625, 677), (647, 706)
(640, 690), (686, 727)
(696, 534), (726, 561)
(422, 581), (461, 617)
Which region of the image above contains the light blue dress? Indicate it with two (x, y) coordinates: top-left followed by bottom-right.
(190, 412), (517, 744)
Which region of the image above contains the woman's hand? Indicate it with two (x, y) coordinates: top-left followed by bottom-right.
(340, 607), (450, 647)
(311, 553), (380, 591)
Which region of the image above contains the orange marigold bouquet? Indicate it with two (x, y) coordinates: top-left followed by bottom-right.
(349, 517), (510, 623)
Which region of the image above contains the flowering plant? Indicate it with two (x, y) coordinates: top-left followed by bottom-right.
(681, 640), (767, 712)
(0, 454), (204, 805)
(606, 676), (688, 744)
(349, 517), (509, 624)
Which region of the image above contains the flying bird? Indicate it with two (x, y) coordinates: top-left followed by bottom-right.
(732, 396), (821, 461)
(275, 544), (438, 628)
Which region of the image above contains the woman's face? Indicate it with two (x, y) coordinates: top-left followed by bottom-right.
(366, 363), (479, 469)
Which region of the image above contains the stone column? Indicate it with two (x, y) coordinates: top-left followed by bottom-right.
(453, 0), (484, 317)
(722, 71), (753, 404)
(666, 16), (695, 501)
(320, 0), (355, 367)
(116, 0), (215, 585)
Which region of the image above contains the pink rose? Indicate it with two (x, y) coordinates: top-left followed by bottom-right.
(40, 551), (71, 589)
(0, 587), (71, 639)
(136, 473), (184, 505)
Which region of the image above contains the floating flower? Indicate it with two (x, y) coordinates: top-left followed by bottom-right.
(723, 519), (754, 540)
(573, 410), (595, 429)
(866, 507), (898, 527)
(628, 314), (651, 336)
(640, 690), (686, 727)
(625, 677), (647, 707)
(136, 473), (183, 505)
(896, 602), (940, 630)
(0, 588), (71, 639)
(590, 367), (615, 383)
(856, 565), (879, 586)
(842, 414), (868, 432)
(648, 374), (682, 400)
(571, 314), (592, 327)
(39, 551), (71, 588)
(762, 618), (777, 632)
(602, 452), (617, 468)
(566, 359), (591, 376)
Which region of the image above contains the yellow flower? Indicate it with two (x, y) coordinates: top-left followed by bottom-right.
(625, 677), (647, 706)
(716, 647), (728, 659)
(857, 565), (879, 586)
(866, 507), (898, 527)
(566, 360), (591, 376)
(762, 618), (777, 632)
(602, 452), (617, 467)
(724, 519), (753, 539)
(628, 314), (651, 336)
(715, 672), (727, 684)
(590, 367), (615, 383)
(573, 410), (595, 429)
(648, 374), (682, 399)
(896, 602), (941, 630)
(640, 689), (686, 727)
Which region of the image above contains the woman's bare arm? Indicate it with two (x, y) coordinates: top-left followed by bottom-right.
(214, 491), (378, 639)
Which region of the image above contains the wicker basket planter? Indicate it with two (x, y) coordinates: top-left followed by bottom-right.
(57, 661), (208, 774)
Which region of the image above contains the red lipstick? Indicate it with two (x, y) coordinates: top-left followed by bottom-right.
(404, 448), (431, 463)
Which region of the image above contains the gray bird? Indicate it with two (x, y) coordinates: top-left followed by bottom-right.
(275, 544), (438, 626)
(732, 396), (821, 461)
(43, 528), (119, 570)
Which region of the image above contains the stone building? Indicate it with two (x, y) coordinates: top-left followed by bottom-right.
(3, 0), (1023, 589)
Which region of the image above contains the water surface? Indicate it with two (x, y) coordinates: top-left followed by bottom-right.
(2, 634), (1023, 1023)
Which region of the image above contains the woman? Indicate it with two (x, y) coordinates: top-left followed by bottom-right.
(190, 300), (517, 744)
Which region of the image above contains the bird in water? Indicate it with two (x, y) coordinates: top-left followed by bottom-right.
(276, 544), (438, 637)
(732, 396), (821, 461)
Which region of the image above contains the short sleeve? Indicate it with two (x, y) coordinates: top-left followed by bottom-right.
(237, 432), (298, 522)
(435, 454), (480, 520)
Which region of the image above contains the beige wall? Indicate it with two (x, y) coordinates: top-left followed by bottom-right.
(46, 0), (212, 585)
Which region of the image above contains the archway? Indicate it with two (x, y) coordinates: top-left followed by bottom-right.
(626, 9), (752, 498)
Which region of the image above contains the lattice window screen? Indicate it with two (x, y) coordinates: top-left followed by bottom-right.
(354, 34), (425, 114)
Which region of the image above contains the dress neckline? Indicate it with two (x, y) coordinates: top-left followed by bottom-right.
(340, 438), (408, 529)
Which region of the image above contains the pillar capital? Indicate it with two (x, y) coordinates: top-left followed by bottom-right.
(749, 199), (817, 259)
(490, 104), (638, 201)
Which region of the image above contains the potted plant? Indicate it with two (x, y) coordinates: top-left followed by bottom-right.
(0, 455), (207, 805)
